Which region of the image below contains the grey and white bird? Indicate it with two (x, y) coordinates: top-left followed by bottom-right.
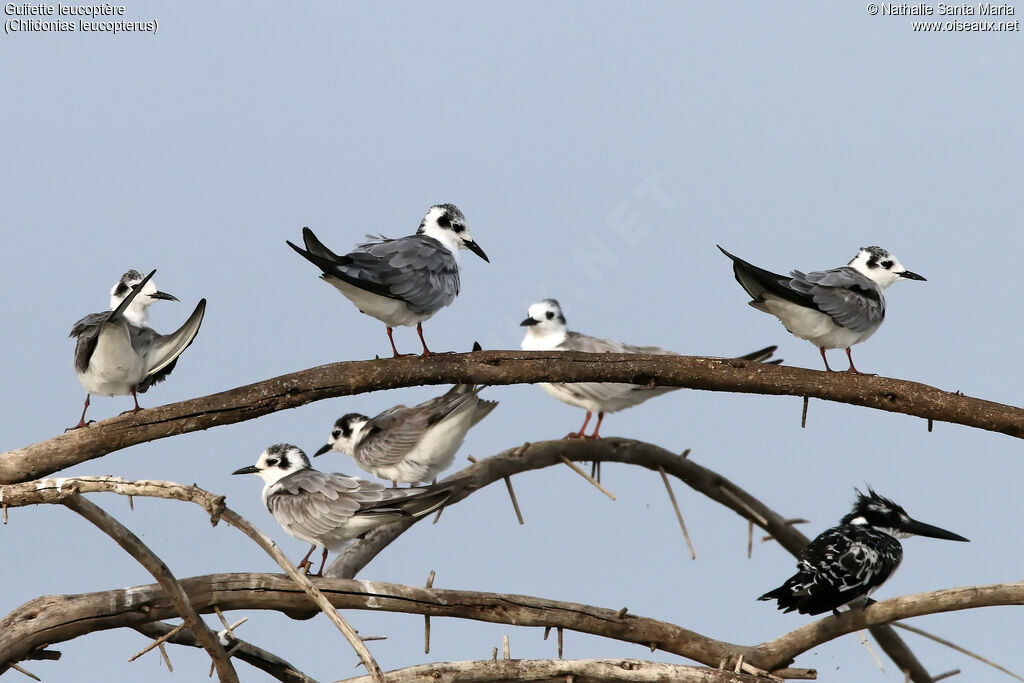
(314, 385), (498, 486)
(520, 299), (780, 439)
(69, 269), (206, 429)
(232, 444), (456, 576)
(287, 204), (488, 358)
(719, 245), (925, 373)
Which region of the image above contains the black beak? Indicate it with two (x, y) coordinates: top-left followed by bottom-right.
(464, 239), (489, 263)
(520, 317), (539, 327)
(232, 465), (260, 475)
(899, 270), (926, 281)
(313, 444), (332, 457)
(903, 518), (969, 542)
(152, 291), (180, 302)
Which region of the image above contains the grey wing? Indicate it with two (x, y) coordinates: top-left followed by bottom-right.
(789, 267), (885, 333)
(70, 313), (111, 373)
(268, 471), (388, 537)
(354, 236), (460, 314)
(560, 331), (677, 356)
(356, 405), (432, 467)
(133, 299), (206, 391)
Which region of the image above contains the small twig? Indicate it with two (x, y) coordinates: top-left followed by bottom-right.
(491, 647), (497, 661)
(928, 418), (934, 433)
(747, 520), (754, 559)
(503, 476), (525, 525)
(3, 503), (7, 524)
(128, 494), (134, 511)
(858, 629), (886, 673)
(543, 626), (551, 640)
(762, 519), (810, 543)
(559, 456), (615, 500)
(424, 570), (435, 655)
(557, 627), (563, 659)
(893, 622), (1024, 681)
(801, 396), (809, 428)
(657, 466), (695, 560)
(502, 634), (510, 660)
(158, 642), (173, 671)
(718, 487), (768, 527)
(129, 622), (186, 662)
(933, 670), (962, 681)
(8, 663), (40, 681)
(616, 607), (628, 619)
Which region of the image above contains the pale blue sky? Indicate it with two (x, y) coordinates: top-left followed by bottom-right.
(2, 3), (1022, 681)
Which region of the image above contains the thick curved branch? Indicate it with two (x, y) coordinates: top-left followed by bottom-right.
(58, 495), (238, 681)
(3, 351), (1021, 483)
(3, 573), (1016, 678)
(334, 658), (796, 682)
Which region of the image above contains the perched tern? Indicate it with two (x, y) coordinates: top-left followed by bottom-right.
(287, 204), (488, 357)
(233, 444), (457, 576)
(520, 299), (779, 439)
(315, 385), (498, 486)
(69, 269), (206, 429)
(719, 245), (925, 373)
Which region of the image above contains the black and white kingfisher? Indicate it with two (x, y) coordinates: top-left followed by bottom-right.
(759, 488), (969, 616)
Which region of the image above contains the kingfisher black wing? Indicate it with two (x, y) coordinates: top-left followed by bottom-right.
(759, 525), (903, 615)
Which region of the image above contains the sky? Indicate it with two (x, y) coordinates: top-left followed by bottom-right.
(2, 2), (1022, 681)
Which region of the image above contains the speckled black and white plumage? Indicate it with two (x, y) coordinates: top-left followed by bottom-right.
(759, 489), (968, 616)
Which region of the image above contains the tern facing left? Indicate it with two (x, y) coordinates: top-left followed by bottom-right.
(315, 385), (498, 486)
(759, 488), (968, 616)
(287, 204), (488, 358)
(520, 299), (780, 439)
(69, 269), (206, 429)
(719, 245), (925, 373)
(233, 444), (457, 576)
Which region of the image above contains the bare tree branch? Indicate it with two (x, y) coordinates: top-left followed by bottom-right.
(58, 495), (238, 682)
(4, 350), (1021, 484)
(332, 658), (810, 682)
(4, 573), (1018, 678)
(133, 622), (317, 683)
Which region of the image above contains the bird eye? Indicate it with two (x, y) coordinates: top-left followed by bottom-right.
(546, 311), (555, 319)
(266, 458), (278, 466)
(332, 430), (341, 438)
(452, 223), (466, 234)
(881, 260), (893, 269)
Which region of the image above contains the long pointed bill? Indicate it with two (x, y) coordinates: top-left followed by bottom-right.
(899, 270), (926, 281)
(520, 317), (539, 326)
(313, 444), (332, 457)
(152, 291), (180, 301)
(464, 239), (489, 262)
(904, 518), (969, 542)
(232, 465), (260, 475)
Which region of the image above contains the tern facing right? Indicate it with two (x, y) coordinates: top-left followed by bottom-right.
(719, 245), (925, 373)
(69, 269), (206, 429)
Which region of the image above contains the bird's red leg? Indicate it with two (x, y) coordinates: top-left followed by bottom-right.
(844, 348), (863, 374)
(67, 395), (94, 431)
(296, 544), (317, 574)
(564, 411), (592, 439)
(313, 548), (329, 577)
(819, 347), (834, 372)
(587, 412), (606, 440)
(416, 323), (454, 357)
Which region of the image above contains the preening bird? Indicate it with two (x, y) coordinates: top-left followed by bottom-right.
(69, 269), (206, 429)
(314, 385), (498, 486)
(759, 488), (968, 616)
(287, 204), (488, 357)
(233, 444), (457, 576)
(520, 298), (780, 439)
(718, 245), (925, 373)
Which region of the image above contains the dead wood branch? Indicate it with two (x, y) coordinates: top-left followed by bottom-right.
(3, 350), (1020, 484)
(134, 622), (317, 683)
(59, 495), (238, 682)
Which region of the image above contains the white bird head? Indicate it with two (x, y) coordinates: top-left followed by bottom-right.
(314, 414), (370, 458)
(847, 247), (926, 289)
(520, 299), (568, 349)
(417, 204), (488, 262)
(109, 269), (179, 326)
(232, 444), (311, 486)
